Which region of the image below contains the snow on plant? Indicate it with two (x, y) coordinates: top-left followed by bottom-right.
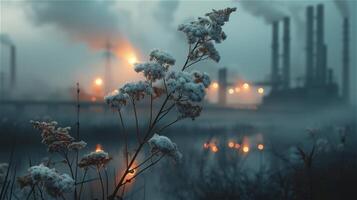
(105, 7), (236, 199)
(18, 164), (74, 198)
(78, 149), (111, 168)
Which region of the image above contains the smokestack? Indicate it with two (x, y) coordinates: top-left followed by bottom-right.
(342, 17), (350, 102)
(218, 68), (227, 106)
(305, 6), (314, 87)
(283, 17), (290, 89)
(315, 4), (326, 86)
(328, 68), (333, 84)
(271, 21), (279, 91)
(10, 45), (16, 89)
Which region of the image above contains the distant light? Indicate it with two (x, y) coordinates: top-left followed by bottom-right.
(211, 145), (219, 153)
(95, 144), (103, 152)
(91, 97), (97, 102)
(242, 146), (249, 153)
(243, 83), (250, 90)
(235, 87), (241, 93)
(257, 144), (264, 151)
(212, 82), (219, 89)
(258, 87), (264, 94)
(228, 141), (235, 148)
(95, 78), (103, 86)
(228, 88), (234, 94)
(234, 143), (241, 149)
(128, 55), (137, 65)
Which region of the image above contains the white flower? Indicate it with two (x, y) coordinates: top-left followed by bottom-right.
(104, 90), (130, 109)
(134, 62), (166, 81)
(315, 138), (330, 153)
(149, 49), (176, 66)
(178, 21), (209, 44)
(120, 81), (153, 101)
(166, 71), (206, 102)
(28, 164), (74, 197)
(68, 140), (87, 151)
(148, 134), (182, 162)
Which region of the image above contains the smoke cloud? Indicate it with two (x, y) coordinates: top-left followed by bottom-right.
(25, 0), (129, 50)
(0, 33), (13, 46)
(334, 0), (350, 17)
(239, 0), (289, 23)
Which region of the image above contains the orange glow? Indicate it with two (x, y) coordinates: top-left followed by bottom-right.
(242, 146), (250, 153)
(228, 141), (235, 148)
(95, 78), (103, 86)
(211, 145), (219, 153)
(95, 144), (103, 152)
(127, 54), (138, 65)
(235, 87), (241, 93)
(234, 143), (241, 149)
(257, 144), (264, 151)
(91, 96), (97, 102)
(243, 83), (250, 90)
(228, 88), (234, 94)
(258, 87), (264, 94)
(211, 82), (219, 89)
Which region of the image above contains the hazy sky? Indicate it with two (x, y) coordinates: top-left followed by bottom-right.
(0, 0), (356, 103)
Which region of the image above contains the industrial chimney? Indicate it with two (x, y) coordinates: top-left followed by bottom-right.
(315, 4), (327, 86)
(218, 68), (227, 106)
(10, 45), (16, 89)
(342, 17), (350, 103)
(282, 17), (290, 89)
(271, 21), (279, 91)
(305, 6), (314, 87)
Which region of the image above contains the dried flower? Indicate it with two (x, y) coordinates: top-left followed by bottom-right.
(149, 49), (176, 66)
(68, 140), (87, 151)
(120, 81), (153, 101)
(148, 134), (182, 162)
(104, 90), (130, 109)
(191, 70), (211, 88)
(78, 150), (112, 168)
(134, 62), (167, 81)
(176, 102), (202, 120)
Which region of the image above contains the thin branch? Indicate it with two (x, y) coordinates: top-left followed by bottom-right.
(156, 118), (180, 133)
(132, 99), (141, 143)
(118, 110), (129, 168)
(78, 168), (88, 200)
(97, 168), (105, 200)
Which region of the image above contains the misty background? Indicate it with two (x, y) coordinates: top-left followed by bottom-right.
(0, 0), (356, 104)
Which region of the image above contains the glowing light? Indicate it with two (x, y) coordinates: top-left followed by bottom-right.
(258, 88), (264, 94)
(257, 144), (264, 151)
(128, 54), (137, 65)
(242, 146), (250, 153)
(228, 141), (235, 148)
(211, 145), (219, 153)
(228, 88), (234, 94)
(95, 78), (103, 86)
(212, 82), (219, 89)
(234, 143), (241, 149)
(242, 83), (250, 90)
(91, 97), (97, 102)
(235, 87), (241, 93)
(95, 144), (103, 152)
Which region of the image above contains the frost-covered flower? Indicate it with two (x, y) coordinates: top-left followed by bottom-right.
(315, 138), (330, 153)
(166, 71), (206, 102)
(152, 79), (166, 98)
(104, 90), (129, 109)
(148, 134), (182, 162)
(176, 102), (202, 120)
(134, 62), (166, 81)
(149, 49), (176, 66)
(120, 81), (153, 101)
(178, 7), (236, 62)
(191, 71), (211, 88)
(68, 140), (87, 151)
(27, 164), (74, 197)
(0, 163), (8, 185)
(78, 150), (112, 168)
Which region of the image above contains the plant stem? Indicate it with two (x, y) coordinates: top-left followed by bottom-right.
(78, 168), (88, 200)
(97, 168), (105, 200)
(132, 99), (141, 143)
(118, 110), (129, 167)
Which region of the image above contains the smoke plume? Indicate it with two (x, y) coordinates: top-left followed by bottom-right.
(334, 0), (350, 17)
(26, 0), (129, 50)
(239, 0), (289, 23)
